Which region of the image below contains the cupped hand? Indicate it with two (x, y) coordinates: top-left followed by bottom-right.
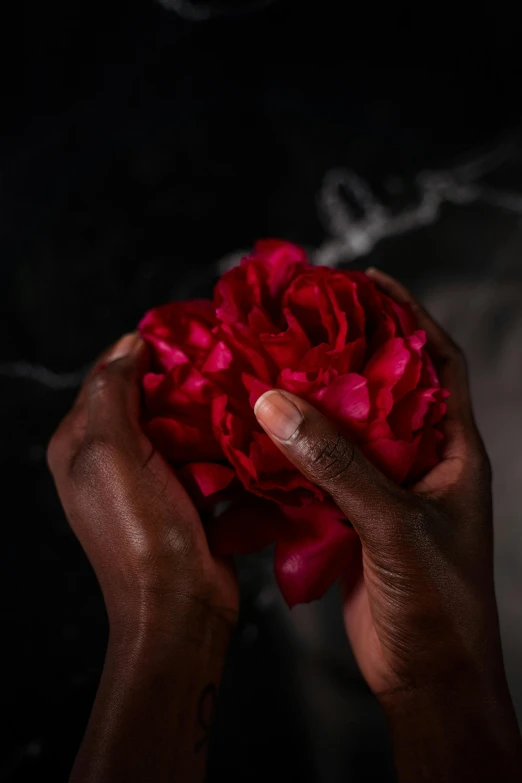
(254, 271), (501, 701)
(47, 333), (239, 641)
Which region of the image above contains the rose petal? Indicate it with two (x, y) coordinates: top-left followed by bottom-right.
(420, 351), (440, 388)
(260, 311), (312, 370)
(283, 274), (334, 345)
(274, 503), (358, 607)
(216, 323), (275, 382)
(331, 274), (366, 340)
(364, 419), (394, 441)
(146, 416), (222, 462)
(279, 367), (331, 398)
(408, 428), (445, 481)
(364, 331), (426, 403)
(248, 306), (279, 334)
(393, 331), (426, 402)
(329, 337), (367, 375)
(429, 389), (450, 425)
(324, 280), (348, 349)
(241, 374), (272, 409)
(389, 387), (439, 441)
(362, 436), (421, 484)
(317, 373), (370, 423)
(383, 297), (418, 337)
(201, 340), (233, 374)
(212, 396), (258, 487)
(143, 365), (218, 416)
(214, 263), (264, 325)
(139, 300), (216, 371)
(364, 337), (411, 387)
(179, 462), (236, 502)
(253, 239), (309, 297)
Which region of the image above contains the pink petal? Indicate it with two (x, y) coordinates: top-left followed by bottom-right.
(139, 300), (216, 371)
(146, 417), (222, 463)
(201, 340), (233, 374)
(242, 374), (272, 409)
(283, 274), (334, 345)
(299, 343), (332, 372)
(383, 297), (418, 337)
(142, 372), (164, 397)
(324, 280), (348, 349)
(393, 331), (426, 401)
(260, 311), (312, 370)
(362, 436), (421, 484)
(216, 323), (275, 382)
(363, 337), (411, 387)
(363, 331), (426, 404)
(247, 432), (323, 505)
(373, 386), (395, 417)
(420, 351), (440, 388)
(364, 419), (394, 441)
(408, 428), (445, 481)
(274, 503), (358, 607)
(278, 367), (328, 398)
(143, 365), (217, 416)
(211, 396), (258, 487)
(389, 388), (438, 440)
(248, 306), (279, 334)
(317, 373), (370, 423)
(429, 389), (450, 425)
(250, 431), (296, 475)
(179, 462), (236, 499)
(329, 337), (367, 375)
(252, 239), (309, 297)
(214, 264), (263, 325)
(331, 274), (366, 340)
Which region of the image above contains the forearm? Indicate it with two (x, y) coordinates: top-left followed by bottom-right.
(382, 667), (522, 783)
(70, 602), (231, 783)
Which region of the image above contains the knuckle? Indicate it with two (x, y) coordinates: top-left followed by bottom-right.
(86, 369), (116, 402)
(306, 432), (355, 483)
(46, 430), (63, 474)
(69, 434), (117, 485)
(46, 417), (77, 475)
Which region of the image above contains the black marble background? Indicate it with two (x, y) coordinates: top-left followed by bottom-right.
(3, 1), (522, 781)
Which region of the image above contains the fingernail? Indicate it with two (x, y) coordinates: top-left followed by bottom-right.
(366, 266), (378, 274)
(106, 332), (142, 362)
(254, 390), (303, 441)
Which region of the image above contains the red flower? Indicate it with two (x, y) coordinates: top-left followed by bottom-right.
(139, 240), (448, 606)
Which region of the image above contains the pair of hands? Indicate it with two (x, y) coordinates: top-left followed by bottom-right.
(48, 271), (521, 782)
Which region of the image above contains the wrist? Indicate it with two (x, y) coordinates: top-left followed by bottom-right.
(107, 582), (236, 659)
(381, 664), (522, 783)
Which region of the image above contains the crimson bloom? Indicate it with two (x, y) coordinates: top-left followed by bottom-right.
(139, 240), (448, 606)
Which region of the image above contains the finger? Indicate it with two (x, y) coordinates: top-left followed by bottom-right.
(254, 390), (408, 548)
(48, 334), (149, 475)
(84, 333), (149, 450)
(366, 267), (478, 449)
(73, 332), (143, 414)
(54, 333), (143, 448)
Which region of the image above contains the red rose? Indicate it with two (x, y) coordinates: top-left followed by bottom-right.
(139, 239), (448, 606)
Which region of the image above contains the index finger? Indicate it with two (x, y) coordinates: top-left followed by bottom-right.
(47, 333), (149, 475)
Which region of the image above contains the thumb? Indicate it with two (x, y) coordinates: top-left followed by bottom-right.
(254, 389), (408, 549)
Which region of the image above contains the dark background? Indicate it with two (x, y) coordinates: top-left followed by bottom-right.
(2, 1), (522, 780)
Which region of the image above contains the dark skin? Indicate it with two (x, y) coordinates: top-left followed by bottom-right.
(48, 271), (522, 782)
